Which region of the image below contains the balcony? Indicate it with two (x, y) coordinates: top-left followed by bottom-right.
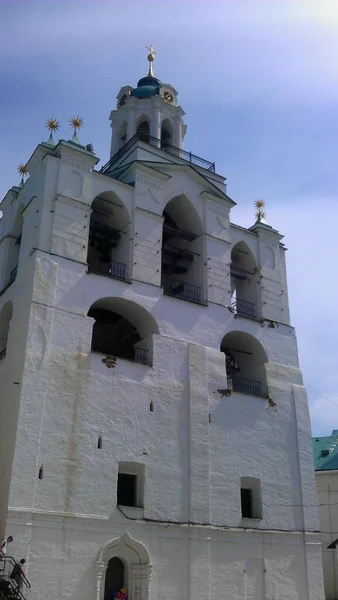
(100, 132), (216, 175)
(88, 260), (127, 281)
(227, 375), (262, 397)
(161, 275), (202, 304)
(232, 298), (256, 319)
(0, 556), (31, 600)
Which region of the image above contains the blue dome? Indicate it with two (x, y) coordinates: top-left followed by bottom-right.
(137, 76), (161, 88)
(130, 75), (161, 99)
(131, 85), (159, 99)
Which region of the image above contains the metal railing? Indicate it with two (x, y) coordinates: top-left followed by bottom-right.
(227, 375), (262, 397)
(88, 260), (127, 281)
(0, 348), (6, 361)
(161, 276), (202, 303)
(134, 347), (149, 365)
(232, 298), (256, 319)
(0, 556), (31, 600)
(100, 132), (216, 174)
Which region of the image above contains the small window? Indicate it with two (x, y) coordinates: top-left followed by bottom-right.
(240, 476), (262, 519)
(241, 488), (253, 518)
(117, 473), (137, 507)
(117, 462), (145, 508)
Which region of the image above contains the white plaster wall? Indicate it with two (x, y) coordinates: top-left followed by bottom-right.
(0, 142), (324, 600)
(316, 471), (338, 600)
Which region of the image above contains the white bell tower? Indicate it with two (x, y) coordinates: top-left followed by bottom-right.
(109, 46), (186, 158)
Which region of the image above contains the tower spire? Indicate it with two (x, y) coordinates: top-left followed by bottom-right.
(145, 44), (156, 77)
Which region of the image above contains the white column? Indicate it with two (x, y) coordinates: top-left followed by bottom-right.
(151, 106), (161, 145)
(174, 116), (183, 149)
(130, 564), (152, 600)
(95, 560), (106, 600)
(110, 116), (119, 158)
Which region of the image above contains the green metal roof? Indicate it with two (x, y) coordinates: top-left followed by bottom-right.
(130, 75), (161, 99)
(313, 430), (338, 470)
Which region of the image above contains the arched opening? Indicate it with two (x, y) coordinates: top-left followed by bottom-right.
(0, 302), (13, 360)
(220, 331), (268, 397)
(230, 242), (259, 319)
(161, 118), (173, 150)
(104, 557), (125, 600)
(97, 531), (151, 600)
(87, 192), (131, 280)
(161, 195), (204, 303)
(119, 122), (127, 149)
(88, 297), (159, 365)
(136, 119), (150, 143)
(4, 207), (24, 288)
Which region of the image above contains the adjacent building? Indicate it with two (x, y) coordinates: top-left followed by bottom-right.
(314, 431), (338, 600)
(0, 48), (325, 600)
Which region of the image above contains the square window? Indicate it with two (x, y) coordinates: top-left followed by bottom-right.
(117, 462), (145, 508)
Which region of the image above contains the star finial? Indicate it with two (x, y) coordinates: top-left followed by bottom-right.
(69, 115), (83, 145)
(45, 118), (60, 146)
(146, 44), (156, 77)
(254, 198), (266, 223)
(17, 164), (28, 188)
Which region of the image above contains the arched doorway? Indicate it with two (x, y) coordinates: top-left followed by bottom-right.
(161, 195), (204, 303)
(137, 120), (150, 143)
(97, 531), (152, 600)
(104, 557), (125, 600)
(87, 192), (131, 280)
(230, 242), (259, 319)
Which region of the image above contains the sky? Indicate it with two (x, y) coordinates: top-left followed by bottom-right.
(0, 0), (338, 436)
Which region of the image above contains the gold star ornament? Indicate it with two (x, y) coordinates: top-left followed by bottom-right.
(70, 115), (83, 131)
(17, 164), (28, 177)
(254, 198), (266, 221)
(46, 118), (60, 132)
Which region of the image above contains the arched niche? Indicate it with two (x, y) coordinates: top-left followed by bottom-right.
(220, 330), (268, 398)
(161, 118), (173, 149)
(119, 122), (127, 149)
(96, 531), (151, 600)
(88, 297), (159, 365)
(0, 301), (13, 360)
(5, 204), (24, 287)
(136, 117), (150, 143)
(87, 192), (131, 281)
(161, 195), (204, 303)
(230, 241), (259, 319)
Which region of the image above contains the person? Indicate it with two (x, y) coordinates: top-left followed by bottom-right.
(10, 559), (26, 593)
(0, 536), (13, 556)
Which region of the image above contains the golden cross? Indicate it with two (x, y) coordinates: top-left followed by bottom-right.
(146, 45), (156, 76)
(146, 44), (156, 58)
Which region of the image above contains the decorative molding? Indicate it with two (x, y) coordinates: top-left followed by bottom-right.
(136, 174), (163, 192)
(61, 154), (93, 173)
